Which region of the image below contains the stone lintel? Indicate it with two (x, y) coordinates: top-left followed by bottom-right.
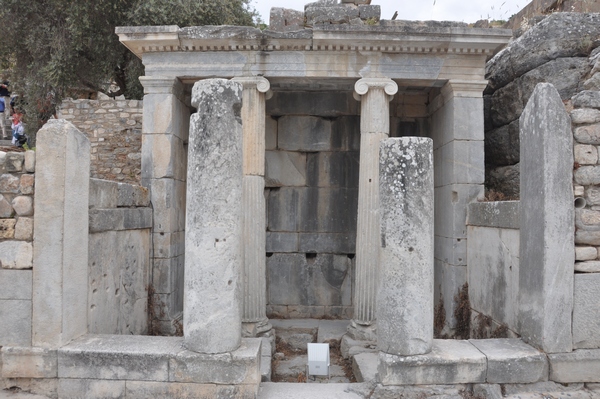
(139, 76), (185, 101)
(467, 201), (520, 229)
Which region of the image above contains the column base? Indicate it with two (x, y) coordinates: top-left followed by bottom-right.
(242, 319), (273, 338)
(347, 319), (378, 341)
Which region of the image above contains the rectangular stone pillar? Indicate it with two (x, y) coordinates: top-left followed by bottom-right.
(184, 79), (243, 353)
(378, 137), (434, 356)
(232, 77), (272, 337)
(519, 83), (574, 353)
(429, 80), (487, 331)
(350, 78), (398, 340)
(32, 120), (90, 347)
(140, 76), (190, 335)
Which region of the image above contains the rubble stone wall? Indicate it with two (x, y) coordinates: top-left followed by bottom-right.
(57, 99), (143, 185)
(0, 149), (35, 347)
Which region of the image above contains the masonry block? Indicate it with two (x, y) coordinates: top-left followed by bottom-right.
(0, 299), (31, 346)
(378, 340), (487, 385)
(437, 140), (484, 186)
(0, 269), (32, 299)
(469, 339), (548, 383)
(298, 232), (356, 253)
(142, 92), (190, 140)
(58, 379), (126, 399)
(434, 184), (484, 239)
(306, 152), (360, 188)
(278, 116), (333, 152)
(548, 349), (600, 383)
(266, 232), (298, 253)
(1, 347), (57, 378)
(267, 91), (359, 117)
(265, 151), (306, 187)
(573, 273), (600, 349)
(89, 179), (119, 209)
(142, 133), (187, 180)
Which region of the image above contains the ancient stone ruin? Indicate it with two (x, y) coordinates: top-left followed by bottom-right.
(1, 1), (599, 398)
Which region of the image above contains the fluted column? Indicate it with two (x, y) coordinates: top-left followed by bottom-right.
(349, 78), (398, 340)
(232, 77), (272, 337)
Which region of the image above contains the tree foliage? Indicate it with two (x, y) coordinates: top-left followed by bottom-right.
(0, 0), (257, 131)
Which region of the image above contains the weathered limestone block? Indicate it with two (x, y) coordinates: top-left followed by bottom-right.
(358, 5), (380, 20)
(184, 79), (243, 354)
(377, 137), (433, 356)
(32, 119), (90, 348)
(265, 151), (306, 187)
(486, 13), (600, 91)
(0, 241), (33, 269)
(58, 379), (126, 399)
(0, 269), (31, 299)
(574, 261), (600, 273)
(306, 151), (360, 188)
(548, 349), (600, 382)
(305, 5), (359, 25)
(1, 347), (57, 378)
(469, 339), (548, 383)
(89, 178), (119, 208)
(574, 165), (600, 185)
(519, 83), (574, 353)
(24, 150), (35, 172)
(278, 116), (332, 152)
(19, 174), (34, 194)
(574, 144), (598, 165)
(117, 182), (150, 207)
(571, 108), (600, 124)
(6, 152), (24, 172)
(576, 246), (598, 261)
(573, 273), (600, 349)
(269, 8), (305, 32)
(573, 90), (600, 109)
(0, 193), (13, 217)
(378, 340), (487, 385)
(0, 218), (16, 239)
(0, 299), (31, 346)
(576, 230), (600, 245)
(0, 173), (19, 192)
(12, 195), (33, 216)
(574, 124), (600, 145)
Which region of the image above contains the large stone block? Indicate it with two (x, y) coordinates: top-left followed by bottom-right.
(519, 83), (574, 353)
(436, 140), (485, 186)
(548, 349), (600, 383)
(573, 273), (600, 349)
(0, 299), (31, 346)
(1, 347), (57, 378)
(297, 232), (356, 253)
(573, 90), (600, 109)
(117, 182), (150, 207)
(58, 335), (181, 381)
(185, 79), (243, 353)
(267, 91), (359, 117)
(265, 232), (298, 253)
(431, 95), (484, 148)
(378, 339), (487, 385)
(378, 137), (434, 356)
(0, 269), (32, 299)
(434, 235), (467, 266)
(152, 255), (184, 294)
(470, 339), (548, 383)
(32, 119), (90, 348)
(467, 226), (520, 332)
(141, 86), (190, 140)
(267, 253), (353, 307)
(145, 178), (186, 233)
(0, 241), (33, 269)
(142, 133), (187, 180)
(88, 208), (152, 233)
(278, 116), (333, 152)
(265, 151), (306, 187)
(433, 260), (467, 329)
(170, 338), (261, 385)
(434, 184), (484, 239)
(306, 151), (360, 188)
(125, 381), (218, 399)
(89, 178), (119, 209)
(467, 201), (520, 229)
(58, 379), (125, 399)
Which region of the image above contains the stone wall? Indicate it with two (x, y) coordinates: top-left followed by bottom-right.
(57, 99), (143, 185)
(88, 178), (152, 336)
(467, 201), (520, 338)
(0, 149), (35, 347)
(485, 13), (600, 197)
(263, 90), (428, 319)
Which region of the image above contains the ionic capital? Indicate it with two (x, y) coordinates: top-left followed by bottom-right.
(232, 76), (273, 99)
(354, 78), (398, 101)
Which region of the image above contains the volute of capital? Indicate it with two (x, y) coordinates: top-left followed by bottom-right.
(354, 78), (398, 97)
(232, 76), (271, 94)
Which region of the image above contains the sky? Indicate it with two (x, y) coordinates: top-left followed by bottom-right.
(251, 0), (528, 24)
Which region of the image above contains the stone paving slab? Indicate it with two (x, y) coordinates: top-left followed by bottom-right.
(317, 320), (349, 343)
(258, 382), (363, 399)
(469, 338), (548, 383)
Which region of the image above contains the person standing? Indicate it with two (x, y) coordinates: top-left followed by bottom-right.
(0, 82), (10, 139)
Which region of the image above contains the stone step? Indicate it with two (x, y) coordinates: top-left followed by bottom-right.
(352, 352), (377, 382)
(257, 382), (364, 399)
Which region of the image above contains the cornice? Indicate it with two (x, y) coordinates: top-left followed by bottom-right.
(116, 25), (512, 60)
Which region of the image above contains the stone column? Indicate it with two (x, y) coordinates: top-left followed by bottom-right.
(429, 80), (487, 331)
(139, 76), (190, 335)
(350, 78), (398, 340)
(184, 79), (243, 354)
(519, 83), (573, 353)
(232, 77), (272, 337)
(32, 120), (90, 347)
(378, 137), (434, 356)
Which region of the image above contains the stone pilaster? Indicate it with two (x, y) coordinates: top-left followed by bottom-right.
(350, 78), (398, 339)
(184, 79), (243, 354)
(429, 79), (487, 332)
(139, 76), (190, 335)
(378, 137), (434, 356)
(232, 77), (272, 337)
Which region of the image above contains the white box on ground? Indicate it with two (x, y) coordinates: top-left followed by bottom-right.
(307, 343), (330, 378)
